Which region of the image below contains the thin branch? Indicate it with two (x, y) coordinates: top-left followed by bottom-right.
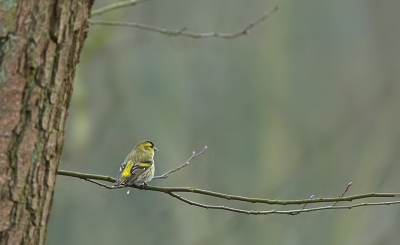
(332, 182), (353, 206)
(58, 170), (116, 182)
(167, 192), (268, 215)
(57, 169), (400, 205)
(292, 194), (314, 215)
(153, 146), (207, 179)
(285, 200), (400, 215)
(89, 6), (279, 39)
(167, 192), (400, 215)
(91, 0), (149, 16)
(85, 178), (118, 189)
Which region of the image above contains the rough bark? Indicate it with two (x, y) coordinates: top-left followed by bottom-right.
(0, 1), (93, 244)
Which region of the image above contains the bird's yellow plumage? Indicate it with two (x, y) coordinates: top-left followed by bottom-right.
(113, 140), (158, 186)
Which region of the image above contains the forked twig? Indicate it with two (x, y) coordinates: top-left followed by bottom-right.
(57, 169), (400, 205)
(167, 192), (400, 215)
(332, 182), (353, 206)
(290, 194), (314, 215)
(89, 6), (279, 39)
(57, 169), (400, 214)
(153, 146), (208, 179)
(91, 0), (150, 16)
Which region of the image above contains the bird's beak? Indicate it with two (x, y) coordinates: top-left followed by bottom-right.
(154, 147), (159, 152)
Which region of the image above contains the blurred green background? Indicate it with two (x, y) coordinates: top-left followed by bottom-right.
(47, 0), (400, 244)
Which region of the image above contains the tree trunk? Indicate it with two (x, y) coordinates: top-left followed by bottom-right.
(0, 1), (93, 244)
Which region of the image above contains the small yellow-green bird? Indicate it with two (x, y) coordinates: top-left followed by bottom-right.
(113, 140), (158, 187)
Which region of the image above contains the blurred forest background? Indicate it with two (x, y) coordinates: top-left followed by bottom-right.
(47, 0), (400, 244)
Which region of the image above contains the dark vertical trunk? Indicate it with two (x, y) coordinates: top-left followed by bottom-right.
(0, 1), (93, 244)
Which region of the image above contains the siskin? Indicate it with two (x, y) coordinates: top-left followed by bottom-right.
(113, 140), (158, 187)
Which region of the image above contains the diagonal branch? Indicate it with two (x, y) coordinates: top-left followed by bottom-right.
(332, 182), (353, 206)
(91, 0), (150, 16)
(89, 6), (279, 39)
(153, 146), (207, 179)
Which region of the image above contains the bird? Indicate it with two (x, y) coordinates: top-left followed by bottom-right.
(113, 140), (158, 187)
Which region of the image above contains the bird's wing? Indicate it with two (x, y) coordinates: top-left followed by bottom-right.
(115, 162), (126, 183)
(113, 161), (128, 186)
(129, 160), (152, 178)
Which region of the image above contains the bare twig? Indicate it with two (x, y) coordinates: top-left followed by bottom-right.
(57, 169), (400, 205)
(167, 192), (400, 215)
(167, 192), (270, 215)
(89, 6), (279, 39)
(57, 170), (115, 182)
(85, 178), (120, 189)
(332, 182), (353, 206)
(286, 200), (400, 215)
(303, 195), (314, 209)
(91, 0), (149, 16)
(291, 194), (315, 215)
(153, 146), (207, 179)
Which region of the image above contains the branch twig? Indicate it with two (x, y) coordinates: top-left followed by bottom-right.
(167, 192), (400, 215)
(57, 169), (400, 205)
(91, 0), (149, 16)
(56, 147), (400, 214)
(153, 146), (207, 179)
(89, 6), (279, 39)
(332, 182), (353, 206)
